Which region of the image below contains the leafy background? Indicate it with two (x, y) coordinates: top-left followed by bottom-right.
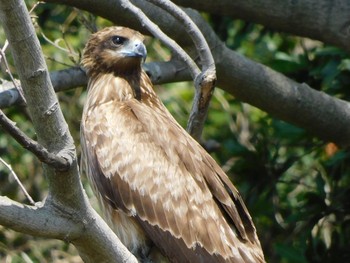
(0, 1), (349, 262)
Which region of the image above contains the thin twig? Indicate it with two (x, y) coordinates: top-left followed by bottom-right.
(28, 1), (44, 14)
(0, 157), (35, 205)
(146, 0), (216, 141)
(0, 47), (27, 105)
(41, 32), (79, 56)
(0, 40), (9, 61)
(0, 48), (20, 90)
(0, 110), (70, 171)
(119, 0), (200, 79)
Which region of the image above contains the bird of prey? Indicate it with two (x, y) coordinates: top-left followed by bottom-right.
(80, 26), (265, 263)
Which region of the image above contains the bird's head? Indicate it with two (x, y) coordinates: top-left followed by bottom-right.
(82, 26), (147, 77)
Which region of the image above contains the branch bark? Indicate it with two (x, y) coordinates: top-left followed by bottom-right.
(172, 0), (350, 53)
(146, 0), (217, 140)
(216, 45), (350, 146)
(0, 1), (137, 262)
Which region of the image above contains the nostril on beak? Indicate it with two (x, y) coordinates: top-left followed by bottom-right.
(135, 42), (147, 60)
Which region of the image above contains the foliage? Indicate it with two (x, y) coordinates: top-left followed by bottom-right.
(0, 2), (349, 263)
(207, 15), (350, 262)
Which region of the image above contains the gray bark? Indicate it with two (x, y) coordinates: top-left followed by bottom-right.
(173, 0), (350, 53)
(0, 0), (136, 262)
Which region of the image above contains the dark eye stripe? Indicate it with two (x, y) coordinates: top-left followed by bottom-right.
(111, 36), (127, 45)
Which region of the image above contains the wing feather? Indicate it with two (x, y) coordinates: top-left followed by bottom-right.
(81, 77), (264, 262)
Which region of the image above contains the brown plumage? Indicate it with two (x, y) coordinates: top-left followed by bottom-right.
(80, 26), (265, 263)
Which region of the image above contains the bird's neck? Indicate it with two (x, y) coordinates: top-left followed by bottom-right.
(84, 70), (155, 108)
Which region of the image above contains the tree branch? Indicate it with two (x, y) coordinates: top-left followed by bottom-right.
(172, 0), (350, 53)
(0, 196), (80, 239)
(51, 67), (87, 92)
(0, 61), (187, 109)
(0, 67), (87, 109)
(147, 0), (216, 141)
(0, 1), (137, 262)
(0, 195), (138, 263)
(0, 79), (25, 108)
(0, 110), (70, 171)
(216, 45), (350, 146)
(143, 59), (191, 84)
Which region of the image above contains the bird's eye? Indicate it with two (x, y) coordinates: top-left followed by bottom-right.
(111, 36), (126, 45)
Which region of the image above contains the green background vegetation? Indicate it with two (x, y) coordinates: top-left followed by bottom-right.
(0, 2), (349, 262)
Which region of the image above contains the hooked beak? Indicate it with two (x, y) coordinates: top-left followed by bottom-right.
(121, 41), (147, 62)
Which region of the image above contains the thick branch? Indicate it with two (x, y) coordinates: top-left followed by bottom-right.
(0, 1), (137, 262)
(0, 195), (138, 263)
(0, 196), (80, 239)
(0, 0), (81, 206)
(143, 60), (191, 84)
(217, 45), (350, 146)
(0, 0), (74, 161)
(173, 0), (350, 53)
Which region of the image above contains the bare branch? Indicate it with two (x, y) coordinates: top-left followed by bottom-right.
(147, 0), (216, 141)
(172, 0), (350, 53)
(0, 157), (35, 205)
(0, 67), (86, 109)
(0, 194), (138, 263)
(0, 79), (25, 108)
(144, 59), (191, 83)
(50, 67), (87, 92)
(0, 109), (70, 170)
(0, 1), (138, 262)
(147, 0), (214, 71)
(0, 196), (79, 239)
